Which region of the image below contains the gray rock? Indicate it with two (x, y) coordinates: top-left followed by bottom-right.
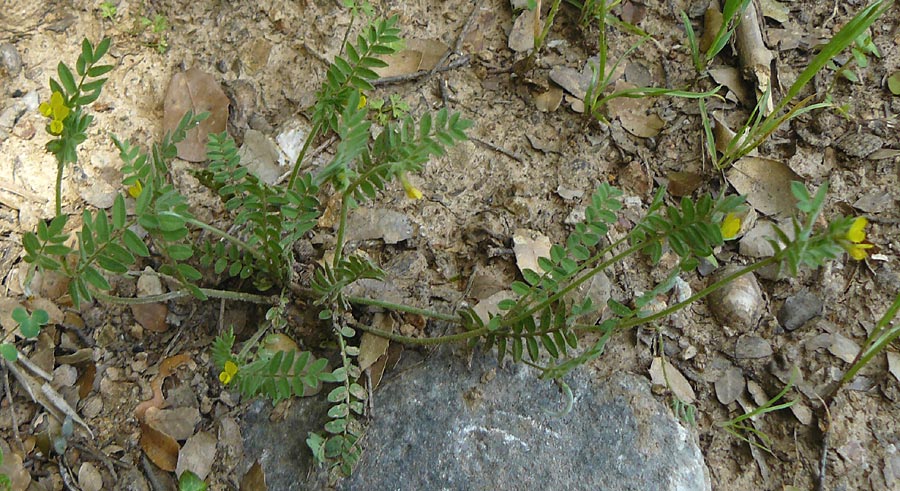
(837, 132), (883, 158)
(0, 43), (22, 77)
(777, 289), (823, 331)
(734, 334), (773, 359)
(241, 349), (710, 491)
(346, 349), (708, 490)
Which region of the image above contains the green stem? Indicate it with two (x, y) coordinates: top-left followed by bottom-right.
(93, 287), (277, 305)
(287, 122), (321, 191)
(351, 320), (485, 346)
(55, 160), (64, 216)
(184, 217), (268, 265)
(346, 295), (461, 323)
(332, 195), (352, 269)
(618, 255), (778, 330)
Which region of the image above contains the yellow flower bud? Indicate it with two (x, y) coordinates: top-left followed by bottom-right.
(127, 180), (143, 199)
(720, 213), (741, 240)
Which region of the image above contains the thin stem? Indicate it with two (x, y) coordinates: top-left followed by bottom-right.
(185, 217), (268, 265)
(346, 295), (461, 323)
(93, 287), (277, 305)
(618, 256), (778, 330)
(287, 122), (321, 191)
(332, 195), (352, 269)
(55, 160), (64, 216)
(351, 320), (485, 346)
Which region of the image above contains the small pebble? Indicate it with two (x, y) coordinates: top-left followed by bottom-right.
(777, 289), (823, 331)
(734, 334), (773, 359)
(0, 43), (22, 77)
(708, 267), (764, 329)
(837, 132), (883, 158)
(715, 366), (744, 405)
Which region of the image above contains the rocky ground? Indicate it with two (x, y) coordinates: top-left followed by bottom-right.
(0, 0), (899, 490)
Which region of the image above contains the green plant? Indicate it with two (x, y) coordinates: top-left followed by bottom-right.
(99, 1), (117, 20)
(718, 371), (796, 454)
(0, 307), (49, 361)
(137, 13), (169, 53)
(703, 0), (891, 169)
(178, 470), (208, 491)
(38, 38), (112, 216)
(577, 0), (719, 124)
(826, 29), (881, 83)
(681, 0), (752, 72)
(828, 290), (900, 401)
(20, 15), (885, 484)
(367, 94), (410, 125)
(0, 447), (9, 491)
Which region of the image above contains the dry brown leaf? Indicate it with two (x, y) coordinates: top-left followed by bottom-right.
(512, 228), (552, 275)
(532, 87), (563, 112)
(708, 67), (751, 106)
(0, 438), (31, 490)
(373, 50), (422, 78)
(131, 303), (169, 333)
(134, 353), (192, 421)
(140, 421), (180, 472)
(735, 3), (774, 113)
(175, 431), (217, 481)
(78, 462), (103, 491)
(699, 5), (724, 53)
(241, 460), (267, 491)
(508, 8), (535, 52)
(760, 0), (789, 23)
(473, 290), (516, 326)
(726, 157), (800, 217)
(145, 406), (201, 441)
(359, 313), (392, 372)
(666, 171), (704, 197)
(163, 68), (229, 162)
(649, 357), (696, 403)
(606, 81), (664, 138)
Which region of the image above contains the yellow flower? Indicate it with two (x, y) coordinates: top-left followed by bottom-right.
(720, 213), (741, 240)
(357, 94), (367, 110)
(218, 361), (238, 385)
(399, 174), (423, 200)
(127, 180), (143, 199)
(40, 91), (70, 135)
(847, 217), (867, 243)
(843, 217), (873, 260)
(49, 119), (64, 135)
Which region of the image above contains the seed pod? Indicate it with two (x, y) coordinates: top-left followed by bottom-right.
(708, 266), (764, 329)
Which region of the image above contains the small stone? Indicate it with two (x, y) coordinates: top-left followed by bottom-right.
(828, 334), (860, 364)
(175, 431), (217, 480)
(82, 396), (103, 419)
(777, 289), (823, 331)
(715, 366), (744, 404)
(790, 401), (813, 425)
(708, 267), (764, 329)
(0, 43), (22, 77)
(837, 132), (883, 158)
(735, 334), (773, 359)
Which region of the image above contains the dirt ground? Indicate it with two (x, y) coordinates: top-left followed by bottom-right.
(1, 0), (899, 489)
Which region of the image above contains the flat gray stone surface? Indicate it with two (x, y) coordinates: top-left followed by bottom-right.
(243, 348), (710, 491)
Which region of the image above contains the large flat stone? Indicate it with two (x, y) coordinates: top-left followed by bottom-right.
(242, 348), (710, 491)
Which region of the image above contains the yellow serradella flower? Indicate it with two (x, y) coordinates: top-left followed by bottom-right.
(39, 91), (70, 135)
(843, 217), (873, 260)
(127, 180), (143, 199)
(399, 174), (423, 200)
(219, 360), (238, 385)
(720, 213), (741, 240)
(358, 94), (367, 110)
